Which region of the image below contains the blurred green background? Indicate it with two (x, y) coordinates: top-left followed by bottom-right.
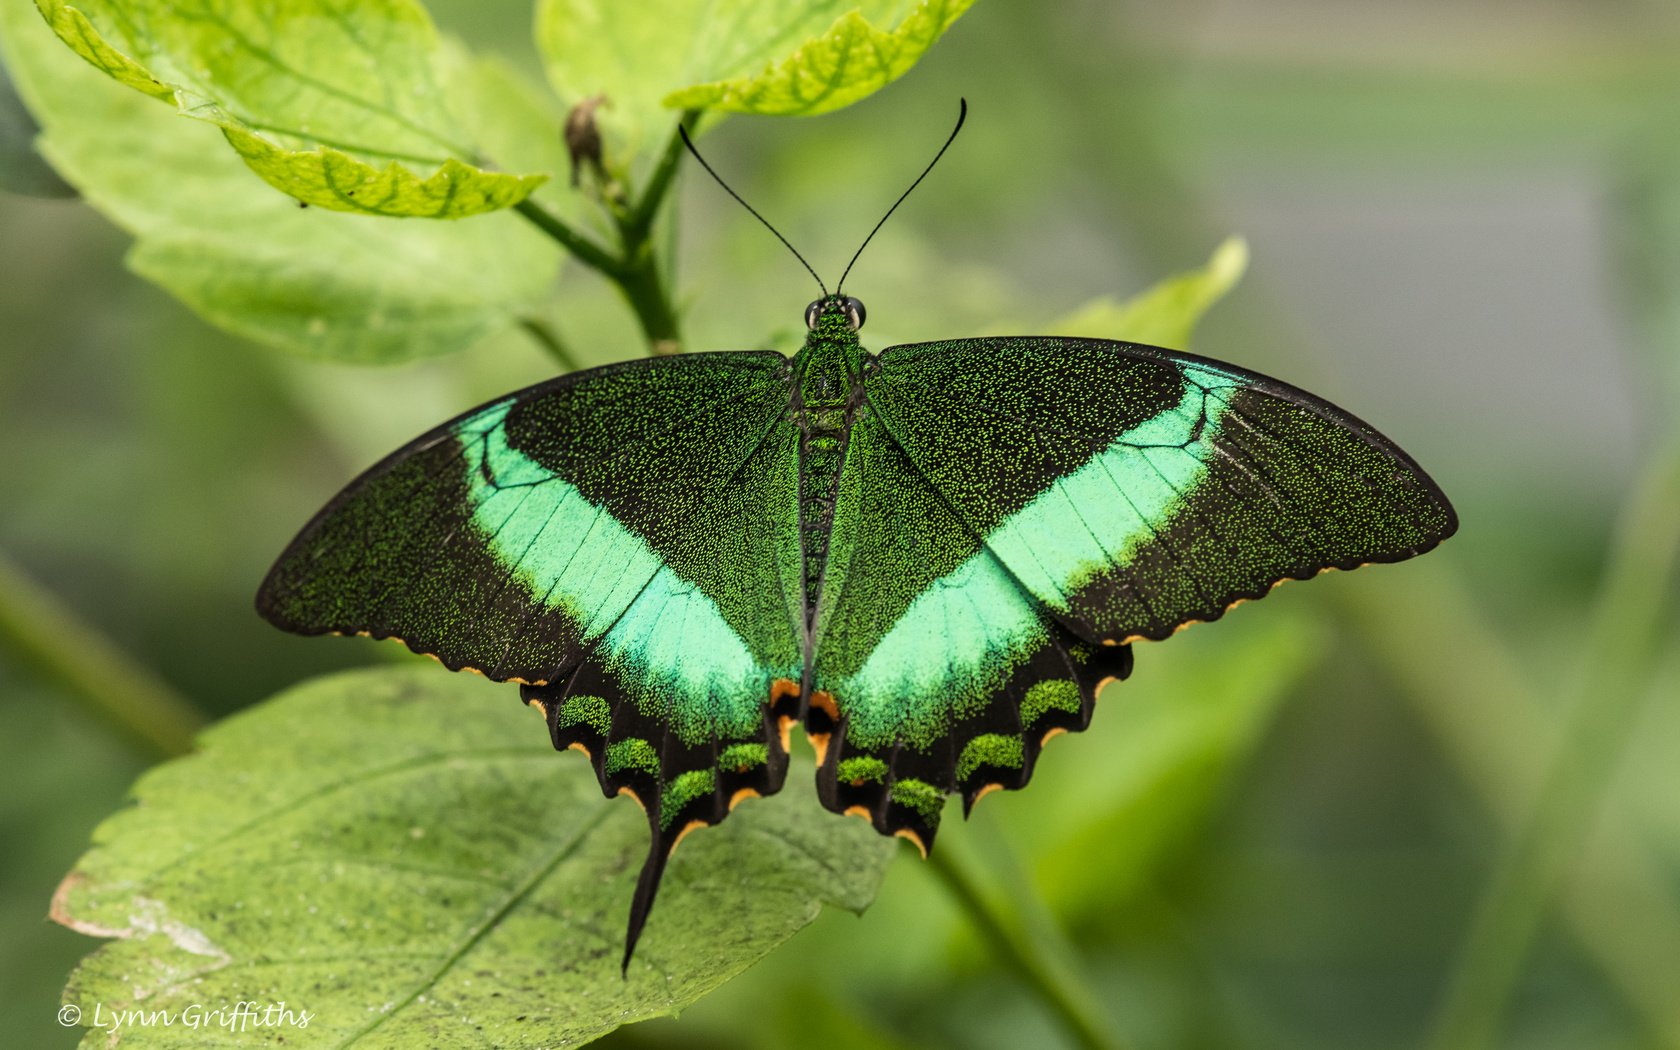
(3, 1), (1678, 1048)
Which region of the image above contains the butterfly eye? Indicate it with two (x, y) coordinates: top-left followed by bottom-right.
(804, 300), (823, 330)
(842, 296), (866, 330)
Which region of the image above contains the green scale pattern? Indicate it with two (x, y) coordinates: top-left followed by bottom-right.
(259, 299), (1456, 968)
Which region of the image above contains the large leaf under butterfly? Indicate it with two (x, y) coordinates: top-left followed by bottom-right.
(258, 298), (1457, 968)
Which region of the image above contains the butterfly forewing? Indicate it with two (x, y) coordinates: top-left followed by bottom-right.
(861, 336), (1457, 645)
(257, 351), (807, 969)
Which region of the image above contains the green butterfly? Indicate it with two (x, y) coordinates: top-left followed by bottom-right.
(257, 115), (1456, 971)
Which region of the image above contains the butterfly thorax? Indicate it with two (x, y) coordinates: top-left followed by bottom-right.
(790, 315), (866, 626)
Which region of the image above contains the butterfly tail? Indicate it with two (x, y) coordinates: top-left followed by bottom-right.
(521, 661), (793, 974)
(623, 828), (673, 975)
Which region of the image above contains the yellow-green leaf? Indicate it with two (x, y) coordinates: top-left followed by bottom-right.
(535, 0), (975, 179)
(665, 0), (974, 116)
(34, 0), (546, 217)
(1051, 235), (1250, 348)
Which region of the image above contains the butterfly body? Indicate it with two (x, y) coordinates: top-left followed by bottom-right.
(259, 296), (1455, 969)
(792, 303), (867, 626)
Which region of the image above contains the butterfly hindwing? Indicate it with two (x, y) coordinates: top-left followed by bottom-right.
(258, 351), (805, 967)
(809, 407), (1135, 849)
(863, 336), (1458, 644)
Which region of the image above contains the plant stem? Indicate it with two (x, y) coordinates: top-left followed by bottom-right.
(512, 198), (622, 276)
(615, 248), (682, 354)
(1426, 431), (1680, 1050)
(618, 109), (699, 248)
(518, 316), (582, 372)
(512, 119), (693, 356)
(0, 548), (205, 759)
(927, 845), (1127, 1050)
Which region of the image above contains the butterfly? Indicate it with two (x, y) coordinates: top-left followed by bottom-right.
(256, 105), (1457, 972)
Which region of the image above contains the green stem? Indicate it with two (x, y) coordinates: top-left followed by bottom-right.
(927, 845), (1127, 1050)
(512, 198), (622, 276)
(618, 109), (699, 248)
(0, 548), (206, 759)
(1427, 433), (1680, 1050)
(518, 316), (582, 372)
(615, 247), (682, 354)
(512, 119), (691, 355)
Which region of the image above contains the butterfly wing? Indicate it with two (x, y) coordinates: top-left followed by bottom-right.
(258, 351), (805, 968)
(863, 336), (1457, 642)
(808, 336), (1455, 846)
(807, 405), (1135, 853)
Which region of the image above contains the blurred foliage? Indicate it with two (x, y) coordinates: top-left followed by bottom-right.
(0, 55), (70, 198)
(1, 1), (1678, 1050)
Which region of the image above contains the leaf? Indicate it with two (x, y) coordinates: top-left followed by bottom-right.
(53, 666), (895, 1049)
(34, 0), (545, 217)
(662, 0), (977, 116)
(1050, 236), (1250, 348)
(534, 0), (975, 175)
(0, 3), (560, 362)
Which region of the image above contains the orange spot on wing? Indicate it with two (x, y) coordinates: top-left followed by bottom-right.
(970, 783), (1004, 807)
(670, 819), (710, 854)
(808, 732), (832, 766)
(728, 788), (761, 811)
(808, 690), (839, 720)
(804, 690), (839, 764)
(616, 785), (645, 812)
(1040, 727), (1067, 748)
(894, 829), (929, 858)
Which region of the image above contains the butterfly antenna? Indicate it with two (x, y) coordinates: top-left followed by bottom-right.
(679, 123), (828, 296)
(837, 98), (968, 294)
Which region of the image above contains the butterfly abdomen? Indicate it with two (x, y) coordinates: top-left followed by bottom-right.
(792, 331), (866, 623)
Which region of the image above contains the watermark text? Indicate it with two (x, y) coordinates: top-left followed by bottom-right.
(60, 1001), (314, 1032)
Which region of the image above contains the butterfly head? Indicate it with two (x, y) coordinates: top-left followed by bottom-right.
(805, 295), (866, 333)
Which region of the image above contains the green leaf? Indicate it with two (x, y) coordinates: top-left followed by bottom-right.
(53, 666), (895, 1048)
(662, 0), (977, 116)
(34, 0), (545, 217)
(0, 3), (560, 362)
(1050, 235), (1250, 348)
(534, 0), (975, 175)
